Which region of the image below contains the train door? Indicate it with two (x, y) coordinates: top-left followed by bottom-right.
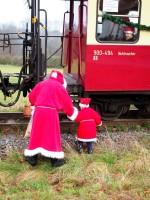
(63, 0), (87, 78)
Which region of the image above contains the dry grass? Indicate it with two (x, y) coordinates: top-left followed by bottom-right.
(0, 130), (149, 200)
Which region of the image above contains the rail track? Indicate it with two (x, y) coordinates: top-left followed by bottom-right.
(0, 111), (149, 159)
(0, 112), (74, 125)
(0, 112), (77, 134)
(0, 111), (150, 127)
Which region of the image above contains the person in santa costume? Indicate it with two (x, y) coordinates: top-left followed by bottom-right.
(24, 70), (78, 167)
(75, 98), (102, 154)
(123, 26), (135, 41)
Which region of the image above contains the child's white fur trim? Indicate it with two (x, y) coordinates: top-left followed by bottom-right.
(77, 138), (97, 142)
(79, 103), (89, 108)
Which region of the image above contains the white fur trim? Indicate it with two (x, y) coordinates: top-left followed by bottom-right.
(77, 137), (97, 142)
(31, 106), (35, 115)
(124, 31), (133, 34)
(97, 121), (102, 126)
(63, 78), (67, 89)
(67, 107), (78, 121)
(79, 103), (89, 108)
(24, 147), (64, 158)
(51, 71), (57, 78)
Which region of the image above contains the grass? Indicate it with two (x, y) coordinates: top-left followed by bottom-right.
(0, 64), (21, 73)
(0, 64), (62, 112)
(0, 132), (149, 200)
(0, 64), (62, 74)
(0, 92), (27, 112)
(0, 64), (27, 111)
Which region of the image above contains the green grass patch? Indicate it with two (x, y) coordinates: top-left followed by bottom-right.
(0, 64), (26, 111)
(0, 92), (27, 112)
(99, 152), (118, 165)
(0, 64), (21, 73)
(0, 133), (149, 200)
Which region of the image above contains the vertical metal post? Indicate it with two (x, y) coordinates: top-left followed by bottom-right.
(40, 9), (48, 75)
(37, 0), (40, 82)
(68, 0), (74, 73)
(31, 0), (36, 39)
(78, 0), (84, 77)
(61, 11), (69, 67)
(30, 0), (41, 83)
(30, 0), (36, 76)
(80, 0), (84, 34)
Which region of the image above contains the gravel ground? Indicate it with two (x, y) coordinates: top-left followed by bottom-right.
(0, 127), (149, 159)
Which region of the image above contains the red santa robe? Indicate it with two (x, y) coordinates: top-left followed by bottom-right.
(24, 77), (78, 159)
(75, 107), (102, 142)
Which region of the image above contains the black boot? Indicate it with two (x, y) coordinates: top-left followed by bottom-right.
(25, 155), (38, 166)
(87, 142), (93, 154)
(87, 149), (93, 154)
(78, 144), (83, 153)
(77, 141), (83, 153)
(51, 158), (65, 167)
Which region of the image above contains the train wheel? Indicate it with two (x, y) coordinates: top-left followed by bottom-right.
(135, 104), (150, 113)
(122, 105), (130, 115)
(92, 103), (125, 120)
(101, 106), (124, 120)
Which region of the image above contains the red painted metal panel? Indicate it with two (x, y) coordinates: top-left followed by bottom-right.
(83, 45), (150, 92)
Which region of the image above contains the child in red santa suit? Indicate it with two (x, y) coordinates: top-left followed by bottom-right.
(24, 70), (78, 167)
(75, 98), (102, 154)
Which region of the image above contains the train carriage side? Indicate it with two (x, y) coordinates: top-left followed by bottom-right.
(81, 0), (150, 118)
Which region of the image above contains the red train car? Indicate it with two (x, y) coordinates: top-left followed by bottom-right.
(63, 0), (150, 119)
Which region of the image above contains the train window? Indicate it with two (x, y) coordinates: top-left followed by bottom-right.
(96, 0), (141, 43)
